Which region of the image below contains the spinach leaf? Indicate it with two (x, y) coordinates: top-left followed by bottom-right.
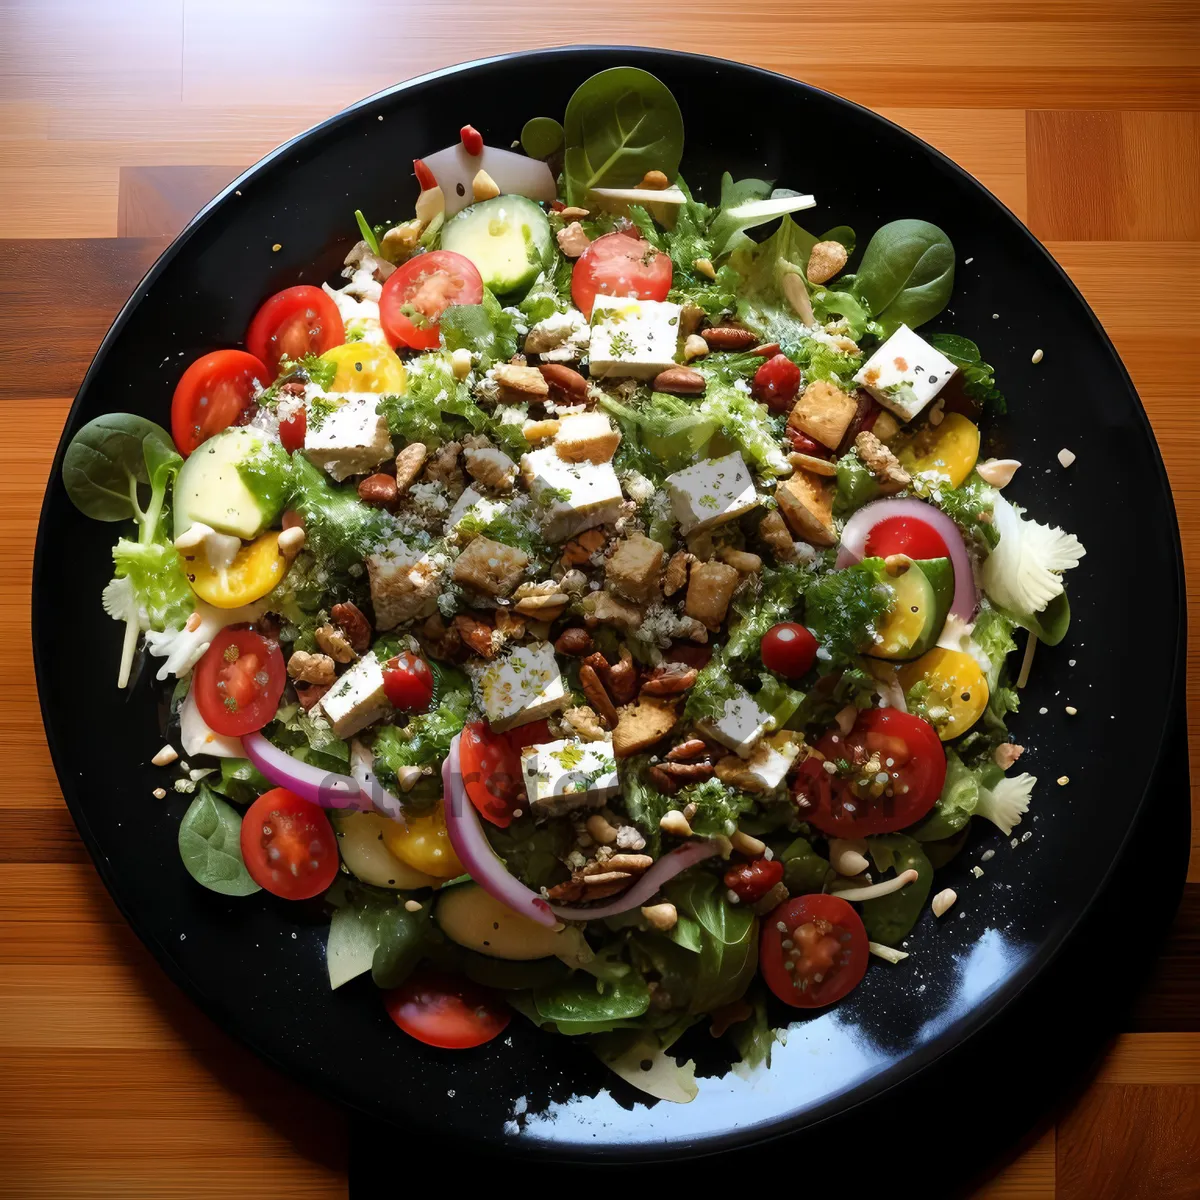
(861, 834), (934, 946)
(372, 898), (433, 988)
(1012, 589), (1071, 647)
(207, 757), (270, 806)
(324, 881), (434, 989)
(563, 67), (684, 207)
(533, 972), (651, 1031)
(665, 873), (758, 1013)
(177, 786), (260, 897)
(778, 836), (831, 893)
(62, 413), (176, 521)
(484, 816), (572, 891)
(907, 750), (980, 841)
(929, 333), (1006, 416)
(521, 115), (565, 160)
(851, 219), (955, 336)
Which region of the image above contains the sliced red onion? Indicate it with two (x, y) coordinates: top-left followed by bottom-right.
(547, 841), (720, 922)
(836, 497), (977, 621)
(348, 739), (405, 823)
(243, 731), (369, 812)
(442, 735), (558, 929)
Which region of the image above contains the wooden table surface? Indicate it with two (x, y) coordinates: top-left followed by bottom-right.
(2, 2), (1198, 1195)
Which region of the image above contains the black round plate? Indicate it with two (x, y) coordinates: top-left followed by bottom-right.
(33, 47), (1184, 1160)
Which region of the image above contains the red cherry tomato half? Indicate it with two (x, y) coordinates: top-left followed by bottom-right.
(458, 721), (524, 829)
(724, 857), (784, 904)
(171, 349), (268, 456)
(761, 894), (869, 1008)
(864, 515), (950, 561)
(384, 970), (510, 1049)
(239, 787), (339, 900)
(193, 627), (286, 737)
(245, 285), (345, 378)
(571, 232), (672, 320)
(505, 719), (553, 755)
(379, 250), (484, 351)
(787, 427), (827, 457)
(279, 405), (306, 453)
(382, 651), (435, 713)
(761, 622), (819, 679)
(752, 353), (802, 412)
(794, 708), (946, 837)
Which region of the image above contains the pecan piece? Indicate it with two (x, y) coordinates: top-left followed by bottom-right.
(658, 760), (713, 784)
(652, 366), (706, 395)
(554, 627), (594, 656)
(648, 764), (680, 795)
(604, 646), (639, 705)
(538, 363), (589, 404)
(357, 473), (398, 509)
(393, 442), (428, 495)
(663, 550), (693, 597)
(640, 662), (698, 696)
(579, 663), (619, 729)
(330, 601), (372, 653)
(454, 613), (497, 658)
(701, 325), (759, 352)
(666, 738), (710, 762)
(559, 528), (607, 567)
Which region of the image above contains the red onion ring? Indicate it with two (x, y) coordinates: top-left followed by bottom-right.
(242, 731), (369, 812)
(442, 735), (558, 928)
(548, 841), (720, 922)
(835, 497), (977, 621)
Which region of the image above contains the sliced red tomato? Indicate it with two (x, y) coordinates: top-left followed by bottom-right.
(382, 652), (435, 713)
(239, 787), (339, 900)
(761, 622), (818, 679)
(193, 627), (285, 737)
(379, 250), (483, 351)
(505, 719), (552, 755)
(793, 708), (946, 837)
(724, 858), (783, 904)
(171, 349), (268, 456)
(459, 721), (523, 829)
(751, 353), (802, 412)
(761, 894), (868, 1008)
(279, 405), (306, 452)
(384, 970), (510, 1049)
(245, 285), (345, 377)
(864, 515), (950, 561)
(571, 232), (672, 319)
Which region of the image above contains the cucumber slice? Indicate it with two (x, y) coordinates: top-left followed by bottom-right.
(441, 194), (552, 296)
(435, 882), (566, 960)
(868, 557), (952, 660)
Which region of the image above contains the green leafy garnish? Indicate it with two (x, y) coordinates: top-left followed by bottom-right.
(804, 557), (892, 664)
(177, 786), (260, 897)
(929, 333), (1006, 416)
(354, 209), (381, 256)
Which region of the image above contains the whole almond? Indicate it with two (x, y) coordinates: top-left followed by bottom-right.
(357, 473), (398, 509)
(652, 366), (706, 395)
(701, 326), (759, 352)
(538, 362), (589, 403)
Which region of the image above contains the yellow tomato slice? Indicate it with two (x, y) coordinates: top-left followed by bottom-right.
(381, 801), (464, 880)
(185, 532), (287, 609)
(320, 342), (407, 394)
(898, 647), (989, 741)
(898, 412), (980, 488)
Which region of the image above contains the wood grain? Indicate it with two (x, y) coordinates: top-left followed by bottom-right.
(1, 2), (1198, 1195)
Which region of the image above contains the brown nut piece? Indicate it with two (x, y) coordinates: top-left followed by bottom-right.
(640, 169), (671, 190)
(648, 764), (680, 795)
(652, 366), (706, 395)
(583, 853), (653, 876)
(494, 609), (526, 641)
(538, 362), (590, 404)
(493, 363), (549, 398)
(751, 342), (781, 357)
(559, 528), (607, 568)
(554, 627), (594, 656)
(286, 650), (336, 686)
(579, 663), (619, 729)
(807, 240), (849, 284)
(315, 623), (356, 664)
(295, 682), (330, 711)
(666, 738), (710, 762)
(701, 326), (759, 352)
(419, 613), (464, 662)
(640, 662), (698, 696)
(393, 442), (428, 495)
(454, 613), (497, 658)
(663, 550), (693, 598)
(357, 473), (398, 509)
(658, 760), (714, 785)
(604, 646), (640, 705)
(330, 601), (372, 652)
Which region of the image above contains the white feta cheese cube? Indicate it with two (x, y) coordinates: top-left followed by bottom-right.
(744, 736), (801, 791)
(853, 324), (958, 421)
(303, 393), (393, 481)
(666, 451), (758, 536)
(320, 653), (390, 738)
(588, 297), (681, 380)
(447, 486), (509, 532)
(520, 737), (620, 816)
(698, 687), (772, 758)
(520, 446), (624, 543)
(366, 541), (445, 630)
(473, 641), (566, 732)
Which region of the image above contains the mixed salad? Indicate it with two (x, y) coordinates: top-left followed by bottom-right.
(63, 68), (1085, 1100)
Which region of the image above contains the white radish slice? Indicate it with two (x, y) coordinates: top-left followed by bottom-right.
(421, 143), (555, 217)
(720, 194), (816, 223)
(589, 185), (689, 207)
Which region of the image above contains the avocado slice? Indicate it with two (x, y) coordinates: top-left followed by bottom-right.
(173, 427), (288, 540)
(868, 556), (953, 661)
(435, 882), (565, 961)
(441, 194), (553, 296)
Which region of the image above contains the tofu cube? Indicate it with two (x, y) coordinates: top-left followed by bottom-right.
(611, 696), (678, 758)
(605, 533), (664, 602)
(367, 540), (444, 630)
(776, 469), (836, 546)
(452, 535), (529, 597)
(320, 653), (389, 738)
(788, 380), (859, 450)
(473, 642), (567, 732)
(697, 687), (772, 758)
(555, 411), (622, 464)
(685, 560), (741, 631)
(521, 446), (625, 543)
(853, 324), (958, 421)
(666, 452), (758, 536)
(715, 733), (801, 793)
(588, 296), (681, 380)
(446, 486), (508, 533)
(521, 737), (620, 816)
(303, 393), (393, 481)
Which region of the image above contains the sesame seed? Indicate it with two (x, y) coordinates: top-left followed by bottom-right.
(1057, 447), (1076, 468)
(1057, 775), (1070, 786)
(981, 849), (995, 862)
(1065, 705), (1077, 715)
(1032, 348), (1044, 364)
(1039, 706), (1048, 714)
(152, 787), (166, 799)
(271, 243), (282, 252)
(404, 899), (422, 912)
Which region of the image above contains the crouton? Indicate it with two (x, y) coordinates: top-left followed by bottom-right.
(605, 533), (664, 603)
(788, 380), (858, 450)
(758, 510), (796, 562)
(684, 560), (741, 631)
(555, 412), (621, 464)
(367, 543), (444, 630)
(583, 590), (644, 633)
(776, 469), (837, 547)
(451, 535), (530, 597)
(612, 696), (678, 758)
